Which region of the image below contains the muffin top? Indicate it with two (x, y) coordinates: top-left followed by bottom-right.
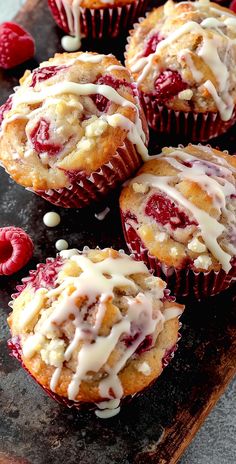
(8, 248), (183, 411)
(125, 0), (236, 118)
(0, 52), (148, 191)
(120, 144), (236, 273)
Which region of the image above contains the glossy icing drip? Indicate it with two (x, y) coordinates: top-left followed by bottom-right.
(20, 249), (183, 416)
(129, 0), (236, 120)
(58, 0), (82, 52)
(8, 78), (148, 161)
(130, 147), (236, 272)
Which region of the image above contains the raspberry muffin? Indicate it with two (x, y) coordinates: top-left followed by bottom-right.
(125, 0), (236, 142)
(120, 144), (236, 298)
(48, 0), (151, 45)
(0, 52), (148, 208)
(8, 248), (183, 417)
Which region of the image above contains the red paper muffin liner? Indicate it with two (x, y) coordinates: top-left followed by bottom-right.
(121, 219), (236, 299)
(140, 92), (236, 142)
(34, 138), (142, 208)
(48, 0), (150, 39)
(7, 335), (179, 412)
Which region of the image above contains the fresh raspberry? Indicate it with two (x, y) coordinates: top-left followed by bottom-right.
(29, 118), (61, 156)
(0, 227), (34, 276)
(154, 70), (187, 102)
(143, 32), (164, 57)
(0, 22), (35, 70)
(0, 96), (13, 128)
(92, 75), (133, 112)
(30, 65), (67, 87)
(230, 0), (236, 13)
(145, 193), (197, 229)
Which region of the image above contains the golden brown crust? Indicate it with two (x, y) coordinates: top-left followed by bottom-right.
(0, 52), (139, 190)
(125, 1), (236, 113)
(20, 316), (179, 402)
(120, 144), (236, 272)
(8, 248), (183, 403)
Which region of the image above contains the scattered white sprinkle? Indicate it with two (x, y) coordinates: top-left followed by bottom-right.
(43, 212), (61, 227)
(95, 207), (110, 221)
(55, 239), (69, 251)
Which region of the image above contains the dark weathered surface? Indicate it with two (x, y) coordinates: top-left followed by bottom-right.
(0, 1), (236, 463)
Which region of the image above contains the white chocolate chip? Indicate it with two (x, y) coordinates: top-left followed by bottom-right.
(22, 333), (46, 358)
(188, 237), (207, 253)
(41, 339), (66, 367)
(194, 255), (212, 270)
(43, 212), (61, 227)
(155, 232), (167, 242)
(170, 247), (178, 257)
(85, 119), (108, 137)
(138, 362), (151, 376)
(77, 137), (95, 151)
(132, 182), (149, 194)
(178, 89), (193, 100)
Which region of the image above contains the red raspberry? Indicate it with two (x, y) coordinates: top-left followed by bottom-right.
(0, 96), (13, 127)
(230, 0), (236, 13)
(0, 227), (34, 276)
(30, 65), (67, 87)
(154, 70), (187, 102)
(145, 193), (197, 229)
(143, 32), (164, 57)
(0, 22), (35, 70)
(29, 118), (61, 156)
(92, 75), (133, 112)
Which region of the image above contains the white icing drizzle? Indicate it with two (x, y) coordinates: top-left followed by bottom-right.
(43, 212), (61, 227)
(20, 249), (182, 413)
(59, 0), (82, 52)
(106, 65), (126, 72)
(9, 80), (148, 161)
(95, 399), (120, 419)
(128, 1), (236, 121)
(130, 146), (236, 273)
(203, 80), (233, 121)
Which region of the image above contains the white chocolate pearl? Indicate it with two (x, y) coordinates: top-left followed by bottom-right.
(43, 212), (61, 228)
(61, 35), (81, 52)
(55, 239), (69, 251)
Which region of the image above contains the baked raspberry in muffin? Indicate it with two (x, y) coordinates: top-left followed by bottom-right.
(125, 0), (236, 142)
(0, 52), (148, 208)
(120, 144), (236, 298)
(48, 0), (151, 47)
(8, 247), (183, 417)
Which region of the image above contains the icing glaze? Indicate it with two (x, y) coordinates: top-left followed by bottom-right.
(129, 147), (236, 272)
(7, 77), (148, 161)
(128, 0), (236, 121)
(19, 249), (183, 415)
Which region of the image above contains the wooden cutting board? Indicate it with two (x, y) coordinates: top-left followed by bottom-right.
(0, 1), (235, 463)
